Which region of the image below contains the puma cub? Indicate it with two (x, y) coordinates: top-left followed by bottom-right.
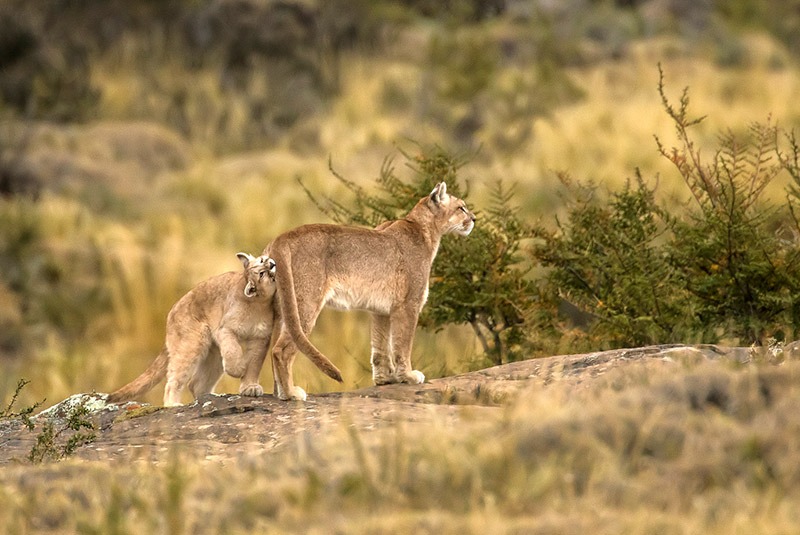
(263, 182), (476, 401)
(107, 252), (278, 406)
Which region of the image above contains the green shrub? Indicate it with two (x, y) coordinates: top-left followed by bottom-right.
(655, 65), (800, 342)
(303, 145), (536, 364)
(532, 65), (800, 348)
(532, 171), (688, 347)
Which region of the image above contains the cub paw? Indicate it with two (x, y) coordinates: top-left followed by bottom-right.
(373, 371), (397, 386)
(239, 383), (264, 397)
(374, 377), (396, 386)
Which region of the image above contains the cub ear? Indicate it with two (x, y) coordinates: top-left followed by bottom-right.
(429, 182), (449, 205)
(244, 281), (257, 298)
(236, 252), (255, 269)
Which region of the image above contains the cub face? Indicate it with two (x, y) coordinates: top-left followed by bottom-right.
(236, 252), (277, 298)
(429, 182), (476, 236)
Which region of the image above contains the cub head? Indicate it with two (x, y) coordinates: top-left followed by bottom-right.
(236, 252), (277, 299)
(428, 181), (476, 236)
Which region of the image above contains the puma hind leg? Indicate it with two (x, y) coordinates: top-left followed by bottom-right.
(164, 330), (212, 406)
(271, 329), (307, 401)
(189, 346), (224, 399)
(370, 313), (395, 385)
(271, 297), (325, 401)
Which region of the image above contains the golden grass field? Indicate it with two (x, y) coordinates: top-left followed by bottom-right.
(4, 30), (800, 408)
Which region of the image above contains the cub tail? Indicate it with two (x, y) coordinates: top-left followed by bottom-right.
(107, 346), (169, 403)
(272, 246), (344, 383)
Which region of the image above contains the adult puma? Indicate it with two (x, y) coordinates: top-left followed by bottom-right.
(263, 182), (476, 401)
(107, 252), (281, 406)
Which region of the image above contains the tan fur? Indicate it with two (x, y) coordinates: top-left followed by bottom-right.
(107, 253), (277, 406)
(262, 182), (476, 401)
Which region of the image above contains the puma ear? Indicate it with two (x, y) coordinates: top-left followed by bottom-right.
(429, 182), (449, 205)
(244, 281), (257, 297)
(236, 252), (255, 269)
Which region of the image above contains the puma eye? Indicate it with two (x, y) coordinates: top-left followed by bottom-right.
(258, 271), (265, 279)
(459, 206), (468, 213)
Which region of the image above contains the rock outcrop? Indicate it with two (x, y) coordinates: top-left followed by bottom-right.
(0, 344), (765, 465)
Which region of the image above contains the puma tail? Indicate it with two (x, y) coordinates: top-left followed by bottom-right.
(106, 346), (169, 403)
(273, 247), (344, 383)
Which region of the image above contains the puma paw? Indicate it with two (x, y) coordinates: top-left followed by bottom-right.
(400, 370), (425, 384)
(239, 383), (264, 397)
(293, 386), (308, 401)
(277, 386), (307, 401)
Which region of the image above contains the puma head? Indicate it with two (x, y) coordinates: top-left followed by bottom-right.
(428, 182), (476, 236)
(236, 252), (277, 298)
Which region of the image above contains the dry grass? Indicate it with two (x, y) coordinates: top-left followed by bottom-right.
(480, 35), (800, 209)
(2, 356), (800, 533)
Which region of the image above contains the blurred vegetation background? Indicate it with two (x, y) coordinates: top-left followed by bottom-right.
(2, 0), (800, 408)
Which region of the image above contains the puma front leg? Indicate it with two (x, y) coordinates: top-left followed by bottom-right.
(238, 338), (270, 397)
(216, 327), (246, 377)
(389, 306), (425, 384)
(216, 327), (268, 397)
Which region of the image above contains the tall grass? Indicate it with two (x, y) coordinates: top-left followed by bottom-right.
(523, 35), (800, 207)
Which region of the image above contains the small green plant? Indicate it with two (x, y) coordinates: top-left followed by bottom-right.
(302, 145), (536, 364)
(655, 64), (800, 343)
(28, 400), (96, 464)
(1, 378), (95, 463)
(0, 378), (43, 430)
